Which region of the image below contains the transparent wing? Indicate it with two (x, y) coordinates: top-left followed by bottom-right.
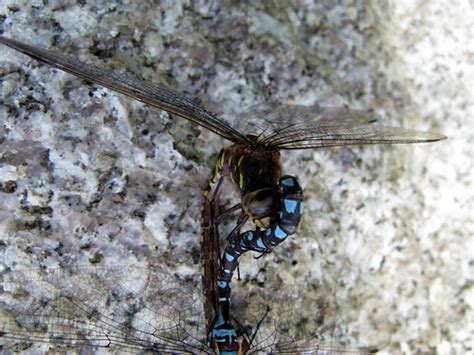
(0, 266), (208, 353)
(234, 103), (446, 149)
(0, 36), (249, 144)
(239, 283), (382, 354)
(1, 266), (382, 354)
(0, 37), (445, 151)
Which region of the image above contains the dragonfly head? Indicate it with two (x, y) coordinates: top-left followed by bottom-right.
(242, 187), (275, 228)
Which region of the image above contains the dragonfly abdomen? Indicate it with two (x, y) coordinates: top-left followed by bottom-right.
(219, 176), (304, 279)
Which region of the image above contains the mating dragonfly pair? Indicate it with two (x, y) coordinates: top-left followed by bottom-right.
(0, 37), (445, 354)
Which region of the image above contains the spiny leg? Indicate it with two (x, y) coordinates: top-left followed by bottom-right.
(215, 203), (242, 225)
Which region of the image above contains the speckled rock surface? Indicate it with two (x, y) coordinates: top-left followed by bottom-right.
(0, 1), (470, 353)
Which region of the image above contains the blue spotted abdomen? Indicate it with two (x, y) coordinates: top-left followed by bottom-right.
(218, 176), (304, 280)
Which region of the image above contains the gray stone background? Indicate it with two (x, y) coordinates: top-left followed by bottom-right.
(0, 0), (471, 353)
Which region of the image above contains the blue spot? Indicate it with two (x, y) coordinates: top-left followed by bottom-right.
(217, 280), (229, 288)
(275, 225), (287, 239)
(219, 297), (229, 302)
(225, 252), (234, 262)
(284, 199), (297, 213)
(265, 229), (271, 236)
(213, 328), (237, 337)
(300, 202), (305, 214)
(221, 352), (238, 355)
(246, 231), (253, 240)
(223, 268), (230, 274)
(282, 178), (294, 186)
(256, 237), (266, 249)
(215, 314), (225, 326)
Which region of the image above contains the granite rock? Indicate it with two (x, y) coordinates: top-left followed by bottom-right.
(0, 1), (469, 353)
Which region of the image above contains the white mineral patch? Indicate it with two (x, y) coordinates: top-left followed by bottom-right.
(143, 198), (174, 248)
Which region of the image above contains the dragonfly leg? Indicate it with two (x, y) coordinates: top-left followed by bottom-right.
(215, 203), (242, 225)
(225, 212), (248, 241)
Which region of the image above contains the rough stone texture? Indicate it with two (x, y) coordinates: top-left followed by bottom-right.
(0, 1), (470, 353)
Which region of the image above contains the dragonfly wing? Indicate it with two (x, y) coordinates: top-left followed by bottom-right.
(0, 266), (207, 353)
(234, 103), (446, 149)
(253, 335), (380, 354)
(0, 36), (248, 144)
(234, 283), (384, 354)
(1, 266), (385, 353)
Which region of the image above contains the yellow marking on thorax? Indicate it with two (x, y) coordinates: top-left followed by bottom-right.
(238, 155), (245, 167)
(216, 151), (225, 169)
(239, 173), (244, 189)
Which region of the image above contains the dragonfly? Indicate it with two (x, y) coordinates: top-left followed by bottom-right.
(0, 36), (445, 352)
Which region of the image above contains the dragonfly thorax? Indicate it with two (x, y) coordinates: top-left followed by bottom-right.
(224, 143), (282, 197)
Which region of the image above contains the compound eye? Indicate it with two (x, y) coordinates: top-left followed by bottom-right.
(243, 188), (275, 219)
